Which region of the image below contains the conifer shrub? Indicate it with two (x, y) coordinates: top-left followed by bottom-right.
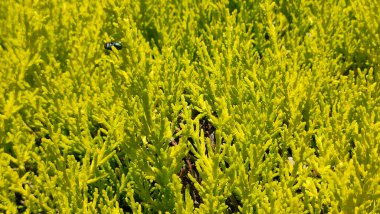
(0, 0), (379, 213)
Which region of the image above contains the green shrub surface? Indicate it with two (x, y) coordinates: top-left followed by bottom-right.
(1, 0), (379, 213)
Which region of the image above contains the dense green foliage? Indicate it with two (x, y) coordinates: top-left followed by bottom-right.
(1, 0), (379, 213)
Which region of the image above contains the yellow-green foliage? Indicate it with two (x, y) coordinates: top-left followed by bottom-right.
(1, 0), (379, 213)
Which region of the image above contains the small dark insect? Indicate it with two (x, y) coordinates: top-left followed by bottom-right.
(104, 41), (122, 50)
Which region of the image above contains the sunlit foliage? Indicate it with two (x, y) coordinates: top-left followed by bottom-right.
(0, 0), (379, 213)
